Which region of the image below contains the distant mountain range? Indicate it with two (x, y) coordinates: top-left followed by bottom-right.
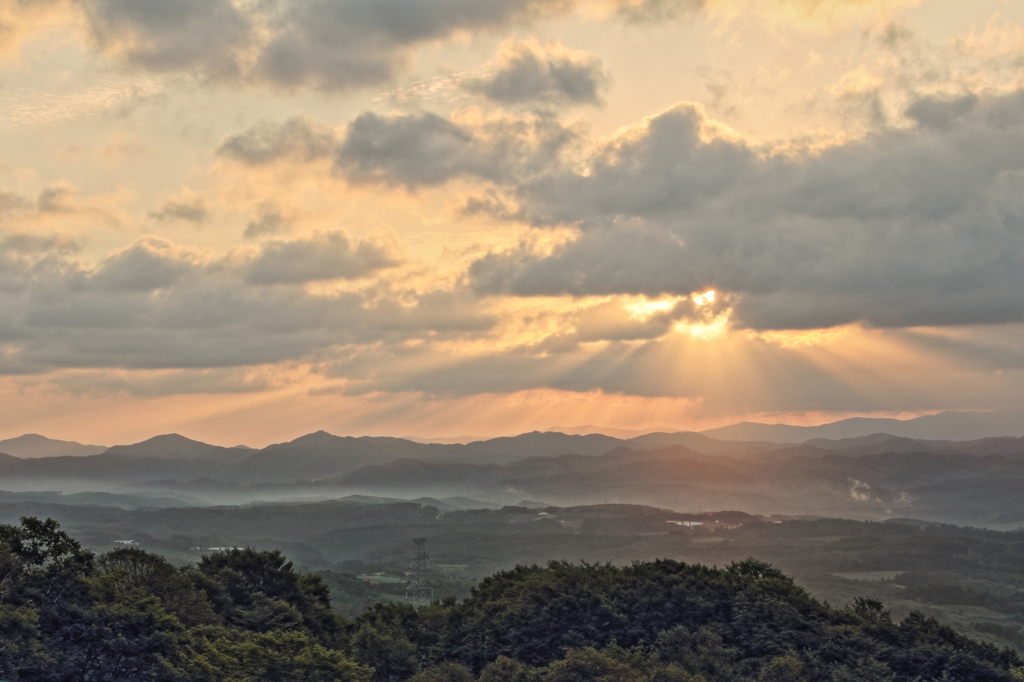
(0, 431), (633, 489)
(699, 408), (1024, 441)
(409, 410), (1024, 444)
(319, 437), (1024, 525)
(5, 407), (1023, 461)
(105, 434), (253, 463)
(3, 426), (1024, 526)
(0, 434), (106, 458)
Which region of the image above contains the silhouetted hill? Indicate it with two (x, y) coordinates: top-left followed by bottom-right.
(6, 428), (1024, 525)
(804, 433), (905, 449)
(236, 432), (456, 483)
(0, 452), (234, 486)
(0, 431), (631, 489)
(804, 434), (1024, 457)
(235, 431), (626, 483)
(624, 430), (781, 453)
(460, 431), (621, 460)
(105, 433), (250, 463)
(957, 436), (1024, 456)
(702, 408), (1024, 441)
(0, 434), (106, 458)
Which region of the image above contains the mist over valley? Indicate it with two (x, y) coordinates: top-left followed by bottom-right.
(5, 412), (1024, 659)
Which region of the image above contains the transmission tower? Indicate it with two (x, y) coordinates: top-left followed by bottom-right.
(407, 537), (432, 607)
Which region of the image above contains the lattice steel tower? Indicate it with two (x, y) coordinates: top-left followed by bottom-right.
(407, 537), (432, 607)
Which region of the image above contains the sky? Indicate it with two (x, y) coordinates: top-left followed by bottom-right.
(2, 0), (1024, 447)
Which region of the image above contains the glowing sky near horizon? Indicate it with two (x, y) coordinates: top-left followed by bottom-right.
(3, 0), (1024, 446)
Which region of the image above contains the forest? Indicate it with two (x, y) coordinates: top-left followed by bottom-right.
(3, 517), (1024, 682)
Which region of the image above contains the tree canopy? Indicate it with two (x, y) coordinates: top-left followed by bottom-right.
(2, 517), (1023, 682)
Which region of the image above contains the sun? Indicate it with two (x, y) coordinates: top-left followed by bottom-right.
(692, 290), (716, 306)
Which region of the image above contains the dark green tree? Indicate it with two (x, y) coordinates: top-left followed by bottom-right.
(200, 630), (372, 682)
(199, 547), (340, 644)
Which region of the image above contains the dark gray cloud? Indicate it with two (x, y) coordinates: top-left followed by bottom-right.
(243, 231), (400, 284)
(0, 231), (81, 294)
(335, 110), (580, 188)
(244, 203), (290, 240)
(79, 0), (252, 78)
(615, 0), (706, 23)
(0, 232), (79, 256)
(336, 112), (475, 187)
(0, 233), (489, 376)
(470, 225), (697, 297)
(71, 0), (575, 91)
(905, 93), (978, 131)
(454, 91), (1024, 331)
(9, 0), (901, 97)
(217, 117), (337, 166)
(251, 0), (568, 91)
(210, 88), (1024, 332)
(5, 225), (1024, 411)
(511, 103), (752, 223)
(149, 197), (208, 224)
(219, 93), (1024, 331)
(466, 39), (609, 106)
(89, 237), (198, 292)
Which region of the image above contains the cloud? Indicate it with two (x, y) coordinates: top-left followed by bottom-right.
(614, 0), (705, 23)
(0, 230), (81, 293)
(336, 111), (475, 187)
(0, 189), (33, 216)
(244, 203), (290, 240)
(53, 367), (275, 398)
(330, 321), (889, 410)
(250, 0), (578, 91)
(452, 90), (1024, 331)
(207, 73), (1024, 333)
(78, 0), (252, 79)
(36, 184), (77, 213)
(0, 184), (124, 230)
(4, 227), (1024, 414)
(219, 85), (1024, 333)
(0, 232), (489, 375)
(89, 237), (201, 292)
(217, 117), (338, 166)
(466, 38), (610, 107)
(149, 197), (209, 224)
(243, 231), (401, 285)
(335, 109), (580, 188)
(68, 0), (576, 92)
(511, 103), (751, 223)
(905, 93), (979, 131)
(4, 0), (922, 95)
(470, 225), (698, 297)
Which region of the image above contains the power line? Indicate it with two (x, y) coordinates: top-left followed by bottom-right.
(407, 537), (432, 607)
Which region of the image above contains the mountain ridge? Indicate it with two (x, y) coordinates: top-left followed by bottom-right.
(701, 409), (1024, 441)
(0, 434), (106, 458)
